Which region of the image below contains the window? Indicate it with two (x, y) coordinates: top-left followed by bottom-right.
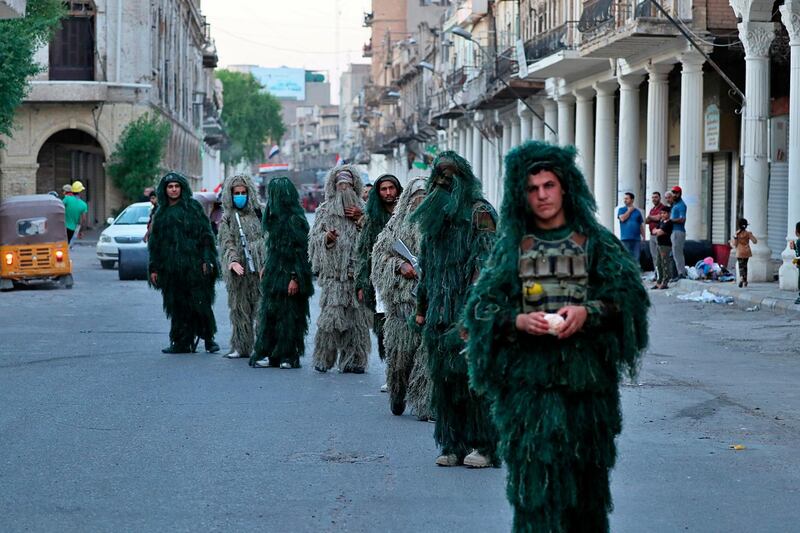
(49, 1), (96, 81)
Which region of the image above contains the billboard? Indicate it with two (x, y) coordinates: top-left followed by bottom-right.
(251, 67), (306, 101)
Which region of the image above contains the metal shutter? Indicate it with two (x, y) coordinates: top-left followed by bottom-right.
(768, 161), (789, 259)
(711, 153), (729, 244)
(667, 158), (679, 191)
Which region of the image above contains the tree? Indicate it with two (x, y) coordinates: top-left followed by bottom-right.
(106, 114), (171, 204)
(0, 0), (64, 146)
(217, 70), (285, 166)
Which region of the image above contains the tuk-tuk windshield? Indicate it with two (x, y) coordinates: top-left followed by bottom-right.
(115, 205), (152, 225)
(17, 217), (48, 236)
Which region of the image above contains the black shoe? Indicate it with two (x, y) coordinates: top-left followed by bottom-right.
(162, 344), (191, 354)
(205, 339), (220, 353)
(314, 365), (328, 373)
(390, 396), (406, 416)
(343, 366), (365, 374)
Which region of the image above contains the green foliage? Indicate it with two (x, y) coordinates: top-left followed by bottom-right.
(107, 114), (171, 203)
(0, 0), (65, 145)
(217, 69), (285, 166)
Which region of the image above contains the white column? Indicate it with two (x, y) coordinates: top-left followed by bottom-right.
(738, 22), (775, 282)
(464, 124), (474, 164)
(472, 111), (484, 180)
(678, 50), (705, 241)
(780, 3), (800, 290)
(574, 88), (595, 191)
(482, 136), (491, 185)
(593, 80), (618, 229)
(511, 115), (522, 149)
(518, 100), (533, 143)
(557, 94), (576, 146)
(493, 110), (504, 204)
(531, 103), (545, 141)
(645, 63), (672, 199)
(502, 117), (512, 161)
(459, 125), (468, 157)
(617, 74), (643, 198)
(542, 99), (559, 144)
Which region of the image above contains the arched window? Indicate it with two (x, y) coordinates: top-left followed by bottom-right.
(49, 1), (96, 81)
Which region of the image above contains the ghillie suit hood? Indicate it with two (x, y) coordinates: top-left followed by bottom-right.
(355, 173), (403, 310)
(308, 164), (371, 371)
(371, 176), (432, 418)
(217, 173), (265, 356)
(218, 173), (265, 278)
(148, 172), (220, 347)
(462, 141), (650, 533)
(253, 177), (313, 367)
(410, 150), (499, 459)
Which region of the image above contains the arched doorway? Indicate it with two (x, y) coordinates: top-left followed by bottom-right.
(36, 129), (106, 227)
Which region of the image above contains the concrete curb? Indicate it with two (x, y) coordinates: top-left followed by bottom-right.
(661, 279), (800, 315)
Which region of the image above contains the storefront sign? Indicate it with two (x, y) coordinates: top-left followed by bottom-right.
(704, 104), (720, 152)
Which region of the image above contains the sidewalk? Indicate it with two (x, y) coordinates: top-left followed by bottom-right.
(659, 277), (800, 315)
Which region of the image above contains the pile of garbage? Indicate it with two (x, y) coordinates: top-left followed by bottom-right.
(676, 290), (735, 305)
(686, 257), (735, 282)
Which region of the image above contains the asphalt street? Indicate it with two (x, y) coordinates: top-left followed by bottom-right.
(1, 244), (799, 532)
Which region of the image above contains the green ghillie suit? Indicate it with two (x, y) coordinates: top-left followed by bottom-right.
(308, 164), (371, 372)
(218, 174), (265, 358)
(355, 173), (402, 361)
(371, 177), (433, 419)
(463, 141), (650, 532)
(148, 172), (220, 353)
(410, 151), (499, 463)
(252, 177), (313, 368)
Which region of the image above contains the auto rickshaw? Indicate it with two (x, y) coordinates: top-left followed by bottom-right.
(0, 194), (74, 290)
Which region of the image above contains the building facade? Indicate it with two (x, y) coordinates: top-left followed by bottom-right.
(0, 0), (25, 18)
(363, 0), (799, 288)
(0, 0), (222, 224)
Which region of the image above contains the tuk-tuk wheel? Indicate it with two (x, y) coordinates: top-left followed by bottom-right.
(60, 274), (74, 289)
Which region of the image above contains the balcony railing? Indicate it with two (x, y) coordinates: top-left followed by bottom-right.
(363, 11), (374, 27)
(524, 22), (578, 63)
(579, 0), (677, 39)
(363, 40), (373, 58)
(446, 66), (468, 89)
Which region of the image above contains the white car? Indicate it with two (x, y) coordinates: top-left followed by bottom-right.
(96, 202), (152, 269)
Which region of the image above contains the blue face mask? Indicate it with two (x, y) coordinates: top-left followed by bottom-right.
(233, 194), (247, 209)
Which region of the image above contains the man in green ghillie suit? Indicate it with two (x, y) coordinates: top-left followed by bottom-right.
(463, 141), (649, 533)
(411, 151), (499, 468)
(148, 172), (220, 354)
(251, 177), (313, 369)
(218, 174), (264, 359)
(355, 173), (402, 363)
(371, 177), (433, 419)
(308, 165), (371, 373)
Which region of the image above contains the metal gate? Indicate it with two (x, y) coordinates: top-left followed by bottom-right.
(768, 161), (789, 259)
(710, 153), (730, 244)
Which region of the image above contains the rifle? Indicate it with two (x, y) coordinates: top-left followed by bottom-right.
(234, 212), (256, 274)
(392, 238), (421, 296)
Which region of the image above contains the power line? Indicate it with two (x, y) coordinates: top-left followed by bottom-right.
(213, 26), (363, 55)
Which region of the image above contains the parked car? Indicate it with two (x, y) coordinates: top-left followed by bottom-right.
(96, 202), (151, 269)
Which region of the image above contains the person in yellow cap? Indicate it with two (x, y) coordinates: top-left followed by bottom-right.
(63, 180), (88, 242)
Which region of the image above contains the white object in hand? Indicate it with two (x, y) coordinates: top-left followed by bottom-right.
(543, 313), (565, 336)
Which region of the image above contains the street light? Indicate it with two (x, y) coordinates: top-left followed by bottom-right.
(449, 27), (556, 136)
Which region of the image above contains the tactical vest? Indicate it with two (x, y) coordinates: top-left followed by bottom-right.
(518, 232), (589, 314)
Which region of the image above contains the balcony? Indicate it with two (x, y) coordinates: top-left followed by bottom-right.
(521, 22), (608, 83)
(24, 81), (151, 103)
(363, 40), (373, 58)
(363, 11), (374, 27)
(577, 0), (683, 59)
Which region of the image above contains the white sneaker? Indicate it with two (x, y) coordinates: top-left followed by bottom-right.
(280, 362), (292, 369)
(380, 383), (388, 393)
(435, 453), (461, 467)
(254, 359), (271, 368)
(224, 351), (241, 359)
(463, 449), (492, 468)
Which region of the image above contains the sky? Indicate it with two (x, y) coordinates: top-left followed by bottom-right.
(201, 0), (372, 103)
